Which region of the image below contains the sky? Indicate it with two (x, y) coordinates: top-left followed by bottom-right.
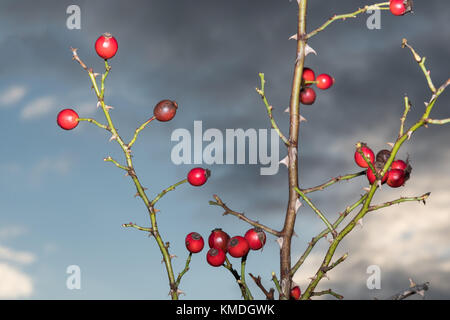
(0, 0), (449, 300)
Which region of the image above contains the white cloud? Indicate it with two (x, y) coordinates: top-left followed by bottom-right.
(0, 263), (33, 299)
(20, 96), (56, 120)
(0, 85), (27, 107)
(0, 226), (28, 240)
(30, 154), (72, 185)
(0, 245), (35, 265)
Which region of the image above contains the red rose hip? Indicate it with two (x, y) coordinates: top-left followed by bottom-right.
(153, 100), (178, 122)
(206, 248), (226, 267)
(185, 232), (204, 253)
(227, 236), (250, 258)
(300, 87), (316, 105)
(367, 166), (388, 185)
(387, 169), (406, 188)
(391, 159), (407, 171)
(389, 0), (413, 16)
(208, 228), (230, 252)
(290, 286), (301, 300)
(302, 67), (315, 86)
(316, 74), (334, 90)
(187, 167), (210, 186)
(244, 228), (266, 250)
(95, 33), (118, 59)
(354, 144), (375, 168)
(57, 109), (79, 130)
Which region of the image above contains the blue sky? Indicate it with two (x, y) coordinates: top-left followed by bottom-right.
(1, 0), (450, 300)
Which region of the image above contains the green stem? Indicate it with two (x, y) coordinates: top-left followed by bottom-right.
(300, 171), (366, 194)
(128, 116), (156, 149)
(307, 2), (390, 39)
(77, 117), (108, 130)
(256, 73), (290, 146)
(151, 179), (188, 207)
(295, 187), (336, 237)
(175, 253), (192, 287)
(241, 254), (254, 300)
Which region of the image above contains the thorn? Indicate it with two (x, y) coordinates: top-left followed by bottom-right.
(323, 273), (330, 280)
(268, 105), (273, 111)
(284, 107), (289, 113)
(105, 105), (114, 110)
(295, 199), (302, 214)
(154, 209), (160, 214)
(305, 44), (317, 56)
(109, 134), (118, 142)
(280, 155), (289, 168)
(177, 289), (185, 296)
(293, 231), (299, 238)
(409, 278), (416, 288)
(407, 131), (413, 140)
(356, 218), (363, 228)
(300, 114), (307, 122)
(97, 101), (102, 108)
(424, 102), (428, 107)
(363, 187), (371, 192)
(289, 33), (297, 40)
(377, 180), (382, 190)
(93, 73), (101, 78)
(276, 237), (284, 249)
(386, 142), (395, 148)
(417, 290), (425, 297)
(308, 276), (317, 281)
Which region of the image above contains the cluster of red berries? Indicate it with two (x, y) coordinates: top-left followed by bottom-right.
(300, 68), (334, 105)
(354, 144), (412, 188)
(184, 227), (266, 265)
(389, 0), (413, 16)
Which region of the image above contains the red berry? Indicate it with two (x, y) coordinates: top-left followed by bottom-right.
(187, 167), (210, 186)
(208, 228), (230, 252)
(227, 236), (250, 258)
(153, 100), (178, 122)
(389, 0), (413, 16)
(244, 228), (266, 251)
(391, 160), (407, 171)
(302, 67), (315, 86)
(206, 248), (226, 267)
(185, 232), (204, 253)
(354, 145), (375, 168)
(367, 166), (388, 185)
(387, 169), (406, 188)
(290, 286), (301, 300)
(316, 74), (334, 90)
(300, 87), (316, 105)
(57, 109), (79, 130)
(95, 33), (118, 60)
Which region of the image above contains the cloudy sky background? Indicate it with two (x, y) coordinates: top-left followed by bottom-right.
(0, 0), (449, 299)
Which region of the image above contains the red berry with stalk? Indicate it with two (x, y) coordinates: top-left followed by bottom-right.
(227, 236), (250, 258)
(187, 167), (210, 186)
(206, 248), (226, 267)
(354, 144), (375, 168)
(290, 286), (301, 300)
(95, 33), (118, 60)
(389, 0), (413, 16)
(57, 109), (79, 130)
(387, 169), (406, 188)
(185, 232), (205, 253)
(153, 100), (178, 122)
(300, 87), (316, 105)
(208, 228), (230, 252)
(302, 67), (315, 86)
(316, 73), (334, 90)
(244, 227), (266, 250)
